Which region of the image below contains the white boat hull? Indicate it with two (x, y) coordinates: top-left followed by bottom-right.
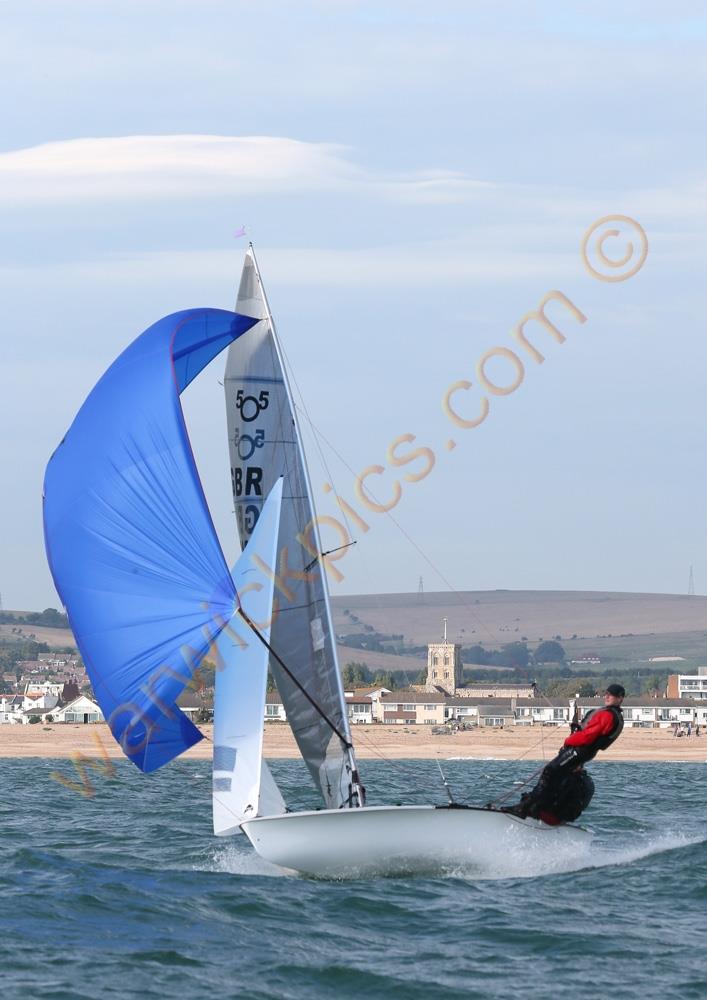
(241, 805), (592, 878)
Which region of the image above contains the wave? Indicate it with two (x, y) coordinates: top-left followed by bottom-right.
(198, 839), (288, 878)
(578, 830), (706, 871)
(446, 830), (706, 882)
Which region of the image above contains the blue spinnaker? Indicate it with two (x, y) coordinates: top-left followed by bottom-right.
(43, 308), (258, 772)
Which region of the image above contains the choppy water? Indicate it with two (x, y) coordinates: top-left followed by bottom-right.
(1, 757), (705, 999)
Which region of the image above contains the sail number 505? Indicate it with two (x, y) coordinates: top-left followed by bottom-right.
(236, 389), (270, 422)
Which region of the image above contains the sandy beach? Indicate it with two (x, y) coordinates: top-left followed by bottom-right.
(1, 723), (705, 763)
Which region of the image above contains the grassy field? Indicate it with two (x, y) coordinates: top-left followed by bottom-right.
(4, 590), (707, 672)
(0, 620), (76, 650)
(331, 590), (707, 670)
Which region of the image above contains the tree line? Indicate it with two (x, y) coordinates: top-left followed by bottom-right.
(463, 639), (566, 667)
(0, 608), (70, 629)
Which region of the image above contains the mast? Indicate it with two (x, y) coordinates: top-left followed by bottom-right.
(246, 245), (365, 807)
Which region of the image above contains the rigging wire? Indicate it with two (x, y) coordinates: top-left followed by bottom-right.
(235, 602), (353, 752)
(275, 345), (431, 790)
(273, 341), (413, 700)
(276, 339), (357, 543)
(294, 409), (503, 650)
(485, 761), (546, 808)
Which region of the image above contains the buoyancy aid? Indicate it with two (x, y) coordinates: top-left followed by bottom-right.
(582, 704), (624, 749)
(572, 704), (624, 762)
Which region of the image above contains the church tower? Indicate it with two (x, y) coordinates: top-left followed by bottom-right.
(425, 618), (463, 694)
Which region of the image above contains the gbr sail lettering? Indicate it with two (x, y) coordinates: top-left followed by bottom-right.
(232, 387), (269, 538)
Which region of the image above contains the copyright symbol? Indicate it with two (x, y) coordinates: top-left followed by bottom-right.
(581, 215), (648, 283)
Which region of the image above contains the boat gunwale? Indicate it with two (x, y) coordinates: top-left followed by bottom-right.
(240, 803), (588, 834)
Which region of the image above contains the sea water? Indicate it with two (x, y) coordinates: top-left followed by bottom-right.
(1, 757), (705, 999)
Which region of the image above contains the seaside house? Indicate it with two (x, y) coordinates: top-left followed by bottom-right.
(376, 690), (447, 725)
(345, 692), (373, 725)
(0, 695), (26, 724)
(0, 694), (19, 723)
(176, 690), (210, 722)
(476, 702), (515, 728)
(22, 703), (60, 723)
(21, 690), (58, 714)
(444, 697), (568, 728)
(444, 697), (480, 725)
(50, 695), (104, 724)
(0, 690), (60, 724)
(358, 686), (391, 709)
(511, 698), (570, 726)
(264, 691), (287, 722)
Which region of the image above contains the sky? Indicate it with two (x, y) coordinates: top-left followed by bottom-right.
(2, 0), (707, 609)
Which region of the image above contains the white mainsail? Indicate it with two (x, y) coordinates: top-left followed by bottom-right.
(212, 478), (287, 835)
(224, 247), (362, 810)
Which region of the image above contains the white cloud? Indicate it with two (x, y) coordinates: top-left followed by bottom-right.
(4, 133), (706, 238)
(0, 135), (350, 201)
(0, 134), (491, 205)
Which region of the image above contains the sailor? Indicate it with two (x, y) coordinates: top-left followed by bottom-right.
(502, 764), (595, 825)
(498, 684), (624, 824)
(560, 682), (625, 766)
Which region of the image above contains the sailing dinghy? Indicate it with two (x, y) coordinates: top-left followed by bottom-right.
(43, 249), (591, 878)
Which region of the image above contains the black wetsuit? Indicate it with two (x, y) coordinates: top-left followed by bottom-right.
(511, 766), (595, 825)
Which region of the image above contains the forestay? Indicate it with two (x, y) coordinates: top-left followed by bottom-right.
(213, 478), (287, 835)
(224, 248), (358, 809)
(43, 308), (258, 772)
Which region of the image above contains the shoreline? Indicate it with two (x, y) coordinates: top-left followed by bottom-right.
(1, 724), (705, 763)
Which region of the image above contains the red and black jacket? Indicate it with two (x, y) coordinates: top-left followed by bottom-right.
(563, 705), (623, 761)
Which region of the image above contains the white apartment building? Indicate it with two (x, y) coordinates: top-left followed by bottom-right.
(666, 667), (707, 701)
